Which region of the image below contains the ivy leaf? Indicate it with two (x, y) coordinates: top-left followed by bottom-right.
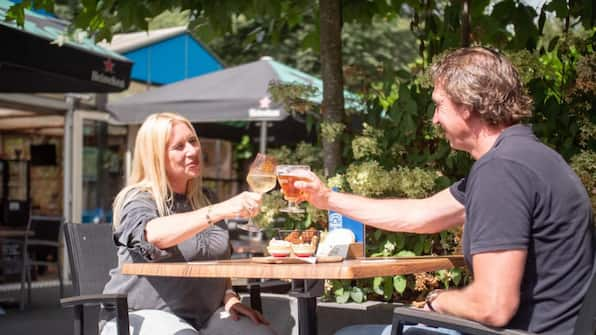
(374, 229), (383, 240)
(395, 233), (406, 251)
(383, 276), (394, 300)
(450, 268), (462, 286)
(393, 275), (407, 294)
(436, 269), (450, 288)
(413, 236), (424, 255)
(350, 287), (365, 303)
(373, 276), (384, 296)
(336, 290), (351, 304)
(396, 250), (416, 257)
(423, 236), (433, 254)
(304, 211), (312, 228)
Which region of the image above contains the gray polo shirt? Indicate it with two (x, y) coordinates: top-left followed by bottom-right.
(450, 124), (594, 334)
(101, 191), (230, 329)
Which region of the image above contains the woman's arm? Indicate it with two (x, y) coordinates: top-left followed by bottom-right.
(145, 191), (261, 249)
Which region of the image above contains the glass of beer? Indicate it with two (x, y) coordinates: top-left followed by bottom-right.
(276, 165), (310, 213)
(242, 153), (277, 232)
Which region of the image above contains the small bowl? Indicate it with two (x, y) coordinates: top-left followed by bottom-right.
(266, 239), (293, 257)
(291, 243), (316, 257)
(266, 246), (292, 257)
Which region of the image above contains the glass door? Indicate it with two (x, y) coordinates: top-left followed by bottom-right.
(73, 111), (127, 224)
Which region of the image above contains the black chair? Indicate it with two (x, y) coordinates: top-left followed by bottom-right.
(60, 223), (129, 335)
(21, 216), (64, 309)
(390, 231), (596, 335)
(0, 200), (33, 310)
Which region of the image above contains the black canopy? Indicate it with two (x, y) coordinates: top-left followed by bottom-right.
(0, 1), (132, 93)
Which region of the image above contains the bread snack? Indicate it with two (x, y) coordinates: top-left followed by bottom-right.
(266, 229), (320, 258)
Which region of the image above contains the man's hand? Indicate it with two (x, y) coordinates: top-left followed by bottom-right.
(293, 170), (331, 210)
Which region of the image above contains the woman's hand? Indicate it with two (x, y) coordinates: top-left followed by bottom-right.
(228, 302), (270, 325)
(215, 191), (262, 220)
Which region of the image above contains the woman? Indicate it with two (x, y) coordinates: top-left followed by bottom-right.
(100, 113), (275, 335)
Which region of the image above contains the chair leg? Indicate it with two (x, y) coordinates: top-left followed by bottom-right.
(57, 259), (64, 298)
(116, 298), (130, 335)
(19, 250), (28, 311)
(73, 305), (84, 335)
(26, 263), (32, 305)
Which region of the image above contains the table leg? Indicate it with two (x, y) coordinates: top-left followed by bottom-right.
(290, 279), (324, 335)
(296, 296), (317, 335)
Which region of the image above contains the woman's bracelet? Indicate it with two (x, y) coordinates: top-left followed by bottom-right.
(224, 291), (241, 312)
(205, 206), (214, 226)
(224, 288), (238, 298)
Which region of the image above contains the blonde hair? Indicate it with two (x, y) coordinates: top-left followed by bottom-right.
(430, 47), (533, 126)
(112, 112), (209, 228)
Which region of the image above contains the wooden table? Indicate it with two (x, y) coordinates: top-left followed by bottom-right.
(123, 256), (464, 335)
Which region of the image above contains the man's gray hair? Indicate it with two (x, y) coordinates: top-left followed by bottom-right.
(431, 47), (533, 126)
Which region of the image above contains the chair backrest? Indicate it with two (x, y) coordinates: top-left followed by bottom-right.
(63, 223), (117, 296)
(573, 229), (596, 335)
(29, 216), (63, 260)
(30, 216), (62, 242)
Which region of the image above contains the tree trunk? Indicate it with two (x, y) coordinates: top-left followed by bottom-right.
(461, 0), (471, 47)
(319, 0), (344, 177)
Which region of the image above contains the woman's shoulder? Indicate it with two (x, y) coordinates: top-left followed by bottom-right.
(120, 186), (157, 209)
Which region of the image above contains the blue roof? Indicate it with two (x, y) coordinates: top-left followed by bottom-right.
(118, 30), (223, 85)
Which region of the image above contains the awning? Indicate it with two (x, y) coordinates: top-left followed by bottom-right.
(0, 0), (132, 93)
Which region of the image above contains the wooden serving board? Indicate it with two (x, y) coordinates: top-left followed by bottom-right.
(251, 256), (343, 264)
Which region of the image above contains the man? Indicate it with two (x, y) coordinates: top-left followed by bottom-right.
(295, 47), (594, 334)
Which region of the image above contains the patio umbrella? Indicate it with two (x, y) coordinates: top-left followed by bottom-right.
(0, 0), (132, 93)
(108, 56), (359, 151)
(107, 56), (359, 123)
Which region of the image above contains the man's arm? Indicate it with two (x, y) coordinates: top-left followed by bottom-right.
(430, 249), (526, 327)
(327, 188), (465, 234)
(294, 170), (464, 234)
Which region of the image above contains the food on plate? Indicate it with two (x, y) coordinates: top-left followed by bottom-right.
(299, 228), (318, 244)
(283, 228), (318, 244)
(266, 239), (292, 257)
(291, 243), (316, 257)
(283, 230), (302, 244)
(266, 229), (321, 258)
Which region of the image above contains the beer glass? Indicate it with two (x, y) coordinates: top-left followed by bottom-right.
(276, 165), (310, 213)
(241, 153), (277, 232)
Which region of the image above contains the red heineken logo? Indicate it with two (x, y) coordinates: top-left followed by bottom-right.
(103, 58), (115, 74)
